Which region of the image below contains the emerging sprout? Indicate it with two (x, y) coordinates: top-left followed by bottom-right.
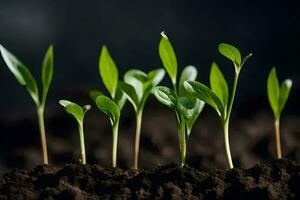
(184, 43), (252, 169)
(0, 45), (54, 165)
(90, 45), (125, 167)
(267, 67), (292, 159)
(154, 33), (205, 166)
(59, 100), (91, 164)
(119, 68), (165, 169)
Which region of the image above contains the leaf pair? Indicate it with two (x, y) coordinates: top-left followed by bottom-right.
(154, 86), (204, 136)
(119, 68), (165, 113)
(0, 45), (54, 107)
(218, 43), (253, 73)
(97, 45), (126, 110)
(267, 67), (292, 120)
(59, 100), (91, 124)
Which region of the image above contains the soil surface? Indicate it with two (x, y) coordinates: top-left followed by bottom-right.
(0, 159), (299, 199)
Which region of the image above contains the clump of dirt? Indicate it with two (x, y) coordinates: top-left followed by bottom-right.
(0, 159), (299, 199)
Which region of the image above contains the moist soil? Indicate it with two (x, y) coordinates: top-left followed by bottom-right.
(0, 159), (299, 199)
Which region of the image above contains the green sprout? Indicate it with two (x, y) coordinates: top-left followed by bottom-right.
(119, 68), (165, 169)
(59, 100), (91, 164)
(0, 45), (53, 165)
(184, 43), (252, 169)
(154, 32), (205, 167)
(90, 45), (126, 168)
(267, 67), (292, 159)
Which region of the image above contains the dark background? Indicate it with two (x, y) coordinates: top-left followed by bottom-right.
(0, 0), (299, 113)
(0, 0), (300, 171)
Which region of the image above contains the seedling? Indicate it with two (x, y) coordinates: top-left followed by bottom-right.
(90, 45), (125, 167)
(0, 45), (53, 164)
(154, 32), (205, 166)
(59, 100), (91, 164)
(267, 67), (292, 159)
(119, 68), (165, 169)
(184, 43), (252, 169)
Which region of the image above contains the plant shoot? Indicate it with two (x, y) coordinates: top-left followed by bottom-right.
(184, 43), (252, 169)
(267, 67), (292, 159)
(0, 45), (54, 165)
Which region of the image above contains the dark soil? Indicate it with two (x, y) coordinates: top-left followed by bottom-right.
(0, 159), (299, 199)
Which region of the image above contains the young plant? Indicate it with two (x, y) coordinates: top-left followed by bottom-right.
(0, 45), (53, 165)
(154, 32), (205, 166)
(184, 43), (252, 169)
(89, 45), (125, 167)
(119, 68), (165, 169)
(267, 67), (292, 159)
(59, 100), (91, 164)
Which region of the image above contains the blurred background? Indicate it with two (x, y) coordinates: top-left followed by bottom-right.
(0, 0), (299, 171)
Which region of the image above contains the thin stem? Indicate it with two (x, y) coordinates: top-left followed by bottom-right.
(173, 82), (178, 95)
(37, 106), (48, 165)
(78, 122), (86, 165)
(112, 120), (119, 168)
(223, 121), (233, 169)
(274, 119), (282, 159)
(225, 72), (239, 122)
(222, 72), (239, 169)
(179, 117), (187, 167)
(133, 111), (143, 170)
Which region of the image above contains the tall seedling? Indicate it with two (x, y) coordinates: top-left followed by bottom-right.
(119, 68), (165, 169)
(0, 45), (53, 164)
(154, 32), (205, 166)
(267, 67), (292, 159)
(184, 43), (252, 169)
(59, 100), (91, 164)
(90, 46), (125, 167)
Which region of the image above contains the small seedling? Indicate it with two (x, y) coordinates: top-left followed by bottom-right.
(0, 45), (53, 164)
(119, 68), (165, 169)
(90, 45), (125, 167)
(267, 67), (292, 159)
(184, 43), (252, 169)
(154, 32), (205, 166)
(59, 100), (91, 164)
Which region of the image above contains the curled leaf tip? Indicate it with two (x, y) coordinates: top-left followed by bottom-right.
(160, 31), (168, 39)
(84, 105), (91, 111)
(285, 79), (293, 87)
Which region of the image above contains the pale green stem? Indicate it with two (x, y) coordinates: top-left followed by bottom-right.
(78, 122), (86, 165)
(274, 119), (282, 159)
(223, 72), (239, 169)
(37, 106), (48, 165)
(179, 117), (187, 167)
(112, 120), (119, 168)
(133, 110), (143, 170)
(223, 121), (233, 169)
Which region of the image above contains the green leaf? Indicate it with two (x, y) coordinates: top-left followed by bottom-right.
(177, 97), (197, 120)
(99, 45), (118, 98)
(278, 79), (292, 115)
(41, 45), (54, 104)
(159, 32), (178, 85)
(89, 90), (103, 102)
(184, 81), (224, 117)
(0, 45), (26, 85)
(218, 43), (241, 68)
(118, 81), (139, 111)
(210, 62), (228, 109)
(124, 69), (147, 101)
(153, 86), (178, 109)
(179, 65), (198, 97)
(148, 68), (165, 87)
(267, 67), (280, 118)
(96, 95), (120, 125)
(0, 45), (39, 105)
(59, 100), (90, 122)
